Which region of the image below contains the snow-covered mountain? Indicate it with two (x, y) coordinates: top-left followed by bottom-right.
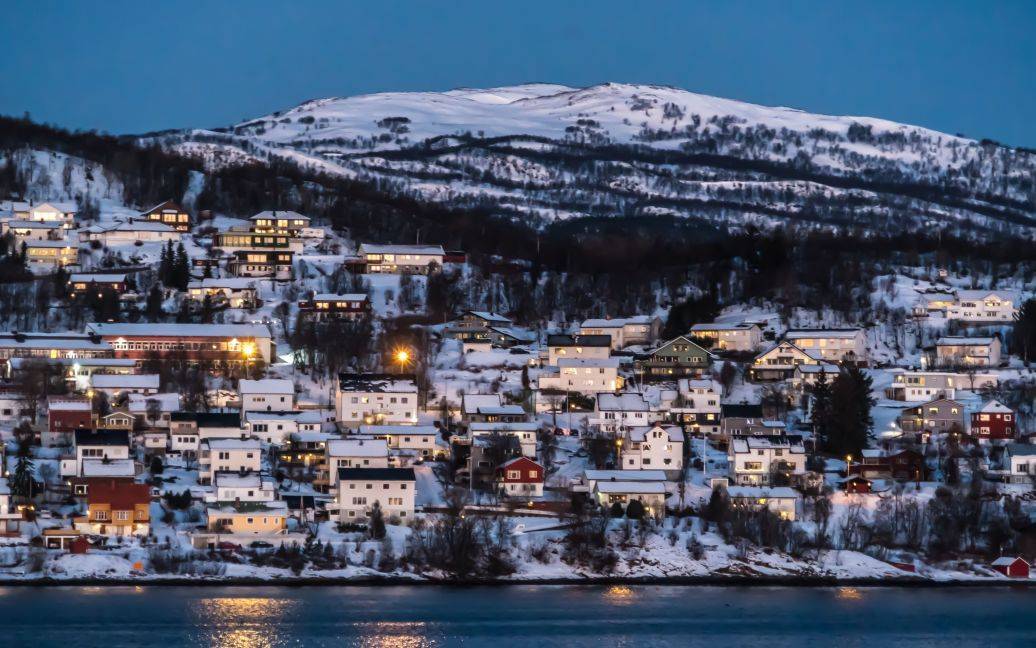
(150, 83), (1034, 238)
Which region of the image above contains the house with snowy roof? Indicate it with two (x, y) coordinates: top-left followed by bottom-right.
(579, 315), (661, 349)
(590, 392), (654, 434)
(688, 321), (763, 352)
(335, 373), (418, 426)
(619, 423), (684, 476)
(187, 278), (259, 309)
(970, 400), (1016, 441)
(750, 340), (823, 381)
(358, 243), (445, 273)
(728, 435), (807, 486)
(932, 336), (1002, 368)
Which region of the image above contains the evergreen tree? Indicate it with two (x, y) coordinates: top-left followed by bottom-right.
(1014, 298), (1036, 364)
(809, 371), (833, 448)
(173, 242), (190, 290)
(10, 454), (35, 500)
(145, 285), (164, 321)
(823, 364), (874, 457)
(200, 293), (214, 323)
(159, 240), (173, 285)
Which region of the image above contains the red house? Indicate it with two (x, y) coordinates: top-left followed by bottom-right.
(494, 456), (545, 498)
(47, 400), (92, 438)
(991, 556), (1030, 578)
(843, 476), (873, 494)
(971, 400), (1015, 440)
(850, 449), (927, 481)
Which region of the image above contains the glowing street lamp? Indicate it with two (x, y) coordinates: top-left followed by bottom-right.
(393, 347), (412, 374)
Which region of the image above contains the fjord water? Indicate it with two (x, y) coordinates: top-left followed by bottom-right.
(0, 585), (1032, 646)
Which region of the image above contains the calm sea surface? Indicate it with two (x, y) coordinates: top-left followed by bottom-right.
(0, 584), (1032, 647)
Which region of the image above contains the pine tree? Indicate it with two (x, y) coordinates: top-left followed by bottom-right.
(159, 240), (173, 285)
(1015, 298), (1036, 364)
(146, 285), (164, 321)
(10, 454), (35, 500)
(174, 242), (190, 290)
(824, 364), (874, 457)
(809, 371), (833, 449)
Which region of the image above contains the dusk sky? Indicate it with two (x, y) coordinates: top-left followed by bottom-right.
(2, 1), (1034, 145)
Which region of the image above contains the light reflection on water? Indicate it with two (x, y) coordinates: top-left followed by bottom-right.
(192, 597), (297, 648)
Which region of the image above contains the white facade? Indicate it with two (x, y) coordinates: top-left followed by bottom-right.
(335, 468), (416, 522)
(359, 425), (439, 457)
(208, 472), (277, 504)
(199, 439), (262, 485)
(946, 291), (1018, 323)
(335, 375), (419, 426)
(239, 378), (295, 413)
(326, 438), (390, 489)
(579, 316), (659, 349)
(934, 337), (1002, 368)
(783, 329), (867, 364)
(538, 358), (620, 396)
(725, 485), (801, 521)
(468, 422), (538, 457)
(359, 243), (445, 273)
(728, 436), (807, 486)
(187, 279), (258, 308)
(591, 392), (653, 433)
(689, 322), (763, 352)
(620, 424), (684, 473)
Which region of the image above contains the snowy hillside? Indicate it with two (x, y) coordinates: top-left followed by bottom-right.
(149, 83), (1036, 238)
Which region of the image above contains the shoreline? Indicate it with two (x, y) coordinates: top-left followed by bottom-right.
(0, 574), (1032, 588)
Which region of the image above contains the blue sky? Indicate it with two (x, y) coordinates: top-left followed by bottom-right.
(1, 1), (1034, 145)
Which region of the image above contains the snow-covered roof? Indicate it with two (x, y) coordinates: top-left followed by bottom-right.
(595, 481), (667, 494)
(337, 373), (417, 393)
(979, 400), (1013, 414)
(203, 438), (260, 450)
(584, 469), (666, 482)
(467, 310), (512, 324)
(326, 438), (389, 457)
(359, 243), (445, 256)
(689, 322), (759, 331)
(48, 399), (91, 411)
(312, 293), (367, 302)
(678, 378), (720, 392)
(794, 363), (841, 374)
(243, 410), (306, 423)
(188, 278), (258, 290)
(127, 392), (181, 411)
(81, 458), (135, 478)
(785, 328), (862, 339)
(626, 424), (684, 442)
(251, 210), (309, 221)
(557, 357), (620, 369)
(214, 472), (266, 488)
(32, 201), (77, 213)
(730, 435), (805, 453)
(725, 486), (800, 499)
(468, 422), (539, 433)
(5, 219), (61, 229)
(24, 239), (76, 248)
(956, 289), (1018, 302)
(935, 336), (996, 346)
(86, 322), (271, 339)
(90, 373), (160, 389)
(359, 425), (438, 436)
(69, 273), (127, 283)
(596, 392), (650, 412)
(991, 556), (1026, 566)
(108, 219), (179, 233)
(0, 331), (109, 352)
(239, 378), (294, 395)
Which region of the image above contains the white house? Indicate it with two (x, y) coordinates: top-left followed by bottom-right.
(724, 485), (801, 521)
(325, 438), (390, 489)
(750, 341), (823, 381)
(187, 278), (259, 309)
(946, 290), (1019, 323)
(359, 425), (439, 458)
(934, 336), (1002, 368)
(545, 334), (612, 366)
(461, 393), (526, 423)
(207, 471), (277, 504)
(61, 429), (131, 478)
(620, 423), (684, 475)
(358, 243), (445, 273)
(80, 219), (182, 244)
(468, 421), (538, 458)
(334, 467), (416, 522)
(728, 435), (807, 486)
(89, 373), (160, 397)
(884, 369), (998, 401)
(689, 322), (763, 352)
(1005, 444), (1036, 483)
(199, 438), (262, 485)
(335, 373), (418, 426)
(239, 378), (295, 413)
(592, 480), (667, 517)
(578, 315), (661, 349)
(29, 201), (76, 227)
(538, 357), (620, 396)
(590, 392), (653, 433)
(783, 328), (868, 364)
(669, 378), (722, 435)
(244, 410), (305, 445)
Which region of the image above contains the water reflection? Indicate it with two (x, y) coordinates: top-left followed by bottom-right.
(603, 585), (635, 605)
(192, 597), (297, 648)
(354, 621), (436, 648)
(836, 587), (863, 601)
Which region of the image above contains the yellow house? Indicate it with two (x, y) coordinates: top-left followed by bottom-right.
(206, 502), (288, 535)
(25, 240), (79, 269)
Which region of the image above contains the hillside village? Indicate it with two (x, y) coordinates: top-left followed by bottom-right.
(0, 194), (1033, 583)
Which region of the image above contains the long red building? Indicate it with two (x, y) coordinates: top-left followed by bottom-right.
(85, 323), (274, 364)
